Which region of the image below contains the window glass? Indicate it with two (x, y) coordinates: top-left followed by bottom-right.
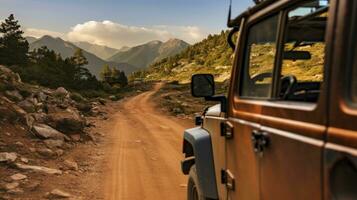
(240, 15), (278, 98)
(351, 5), (357, 102)
(280, 0), (328, 102)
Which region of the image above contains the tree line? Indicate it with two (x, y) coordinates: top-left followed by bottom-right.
(0, 14), (128, 96)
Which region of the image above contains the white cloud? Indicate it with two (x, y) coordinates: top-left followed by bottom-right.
(24, 28), (65, 39)
(25, 21), (207, 48)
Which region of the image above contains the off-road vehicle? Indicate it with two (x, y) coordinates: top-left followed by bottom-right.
(181, 0), (357, 199)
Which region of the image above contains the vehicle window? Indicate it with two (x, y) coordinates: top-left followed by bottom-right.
(280, 0), (329, 102)
(240, 14), (279, 98)
(351, 8), (357, 103)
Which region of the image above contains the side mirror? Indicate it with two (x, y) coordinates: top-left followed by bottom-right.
(191, 74), (215, 97)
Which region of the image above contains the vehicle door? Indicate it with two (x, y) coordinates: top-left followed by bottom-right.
(225, 12), (280, 200)
(258, 1), (330, 199)
(324, 0), (357, 199)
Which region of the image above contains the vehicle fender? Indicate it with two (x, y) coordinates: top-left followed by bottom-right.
(182, 127), (218, 199)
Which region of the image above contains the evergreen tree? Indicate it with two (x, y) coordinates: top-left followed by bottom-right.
(0, 14), (29, 66)
(71, 48), (88, 67)
(100, 64), (112, 82)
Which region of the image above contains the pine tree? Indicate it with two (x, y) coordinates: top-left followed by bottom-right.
(71, 48), (88, 67)
(0, 14), (29, 66)
(100, 64), (112, 82)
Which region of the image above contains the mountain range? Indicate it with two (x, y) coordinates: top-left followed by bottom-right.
(108, 39), (189, 69)
(26, 36), (189, 78)
(28, 36), (136, 77)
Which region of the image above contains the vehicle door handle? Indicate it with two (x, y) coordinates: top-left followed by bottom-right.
(220, 121), (233, 139)
(251, 130), (270, 154)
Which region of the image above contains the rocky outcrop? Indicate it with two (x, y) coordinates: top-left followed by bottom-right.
(0, 65), (107, 198)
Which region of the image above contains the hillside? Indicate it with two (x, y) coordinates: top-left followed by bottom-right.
(73, 41), (119, 60)
(29, 36), (137, 77)
(108, 39), (190, 70)
(135, 30), (233, 83)
(25, 36), (38, 44)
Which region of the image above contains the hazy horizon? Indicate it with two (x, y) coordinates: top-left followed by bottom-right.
(0, 0), (253, 49)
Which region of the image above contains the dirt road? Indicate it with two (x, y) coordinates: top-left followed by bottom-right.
(104, 84), (191, 200)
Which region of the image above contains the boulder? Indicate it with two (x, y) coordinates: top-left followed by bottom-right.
(36, 147), (56, 158)
(54, 87), (69, 98)
(4, 90), (23, 102)
(0, 152), (17, 163)
(32, 124), (68, 141)
(15, 163), (62, 175)
(76, 103), (92, 114)
(47, 109), (85, 134)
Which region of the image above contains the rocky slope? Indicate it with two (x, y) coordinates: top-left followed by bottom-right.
(29, 36), (138, 77)
(73, 41), (119, 60)
(0, 65), (108, 199)
(108, 39), (190, 69)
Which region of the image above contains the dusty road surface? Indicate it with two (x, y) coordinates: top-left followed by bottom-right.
(104, 84), (192, 200)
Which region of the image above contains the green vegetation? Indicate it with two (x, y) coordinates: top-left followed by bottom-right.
(130, 30), (234, 83)
(0, 14), (129, 98)
(100, 64), (128, 87)
(0, 14), (29, 66)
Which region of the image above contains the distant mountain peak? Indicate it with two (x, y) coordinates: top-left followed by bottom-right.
(28, 36), (138, 77)
(147, 40), (163, 45)
(108, 39), (190, 69)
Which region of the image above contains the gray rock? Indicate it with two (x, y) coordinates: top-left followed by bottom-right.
(10, 173), (27, 181)
(54, 87), (69, 98)
(47, 109), (85, 134)
(15, 163), (62, 175)
(47, 189), (71, 199)
(0, 152), (17, 163)
(4, 90), (23, 102)
(44, 139), (64, 149)
(36, 148), (55, 158)
(32, 124), (68, 141)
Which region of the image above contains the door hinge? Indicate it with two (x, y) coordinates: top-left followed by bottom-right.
(220, 121), (234, 139)
(251, 130), (270, 155)
(221, 169), (235, 190)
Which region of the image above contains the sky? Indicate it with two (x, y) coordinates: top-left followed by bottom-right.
(0, 0), (253, 49)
